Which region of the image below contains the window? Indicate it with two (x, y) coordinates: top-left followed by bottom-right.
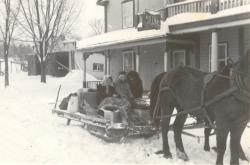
(209, 42), (228, 72)
(173, 50), (186, 68)
(122, 0), (134, 28)
(123, 50), (135, 72)
(93, 63), (104, 72)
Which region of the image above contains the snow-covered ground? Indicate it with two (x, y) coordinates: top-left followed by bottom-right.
(0, 71), (249, 165)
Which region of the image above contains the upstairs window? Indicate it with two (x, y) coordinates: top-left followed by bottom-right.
(122, 0), (134, 29)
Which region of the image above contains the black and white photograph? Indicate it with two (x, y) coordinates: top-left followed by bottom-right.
(0, 0), (249, 164)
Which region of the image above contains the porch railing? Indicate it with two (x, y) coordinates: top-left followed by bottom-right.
(158, 0), (250, 20)
(86, 81), (102, 89)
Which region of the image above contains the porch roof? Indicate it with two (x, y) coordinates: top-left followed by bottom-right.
(77, 27), (167, 53)
(168, 5), (250, 34)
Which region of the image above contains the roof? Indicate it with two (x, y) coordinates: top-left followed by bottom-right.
(77, 26), (167, 52)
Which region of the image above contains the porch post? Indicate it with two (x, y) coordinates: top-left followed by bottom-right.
(104, 53), (107, 75)
(106, 50), (111, 75)
(83, 53), (90, 88)
(68, 51), (72, 70)
(104, 50), (110, 75)
(135, 47), (140, 72)
(211, 30), (218, 72)
(164, 49), (168, 72)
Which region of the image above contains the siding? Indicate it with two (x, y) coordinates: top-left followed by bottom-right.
(199, 27), (240, 72)
(243, 25), (250, 55)
(140, 44), (165, 89)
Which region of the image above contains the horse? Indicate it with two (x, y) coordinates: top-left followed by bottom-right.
(155, 53), (249, 164)
(203, 53), (249, 164)
(150, 71), (214, 152)
(127, 71), (143, 98)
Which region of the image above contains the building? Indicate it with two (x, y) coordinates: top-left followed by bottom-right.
(75, 52), (105, 80)
(77, 0), (250, 89)
(26, 40), (76, 77)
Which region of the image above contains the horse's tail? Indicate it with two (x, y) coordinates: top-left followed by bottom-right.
(153, 92), (161, 119)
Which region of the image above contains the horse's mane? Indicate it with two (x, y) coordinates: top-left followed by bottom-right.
(174, 66), (208, 78)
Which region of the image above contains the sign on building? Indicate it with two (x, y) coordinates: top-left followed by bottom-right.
(137, 11), (161, 31)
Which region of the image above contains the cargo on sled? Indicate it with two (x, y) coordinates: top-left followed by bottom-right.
(52, 86), (158, 142)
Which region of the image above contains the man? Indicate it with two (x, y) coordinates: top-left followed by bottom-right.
(113, 71), (134, 125)
(114, 71), (134, 100)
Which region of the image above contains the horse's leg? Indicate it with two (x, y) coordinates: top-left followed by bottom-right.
(161, 91), (175, 159)
(204, 126), (212, 151)
(173, 113), (189, 161)
(230, 123), (246, 165)
(204, 112), (215, 151)
(215, 124), (229, 165)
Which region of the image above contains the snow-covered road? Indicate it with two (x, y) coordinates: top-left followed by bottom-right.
(0, 71), (249, 165)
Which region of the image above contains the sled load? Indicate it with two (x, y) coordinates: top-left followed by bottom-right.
(52, 86), (158, 142)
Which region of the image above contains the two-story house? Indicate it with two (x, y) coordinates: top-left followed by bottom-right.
(77, 0), (250, 90)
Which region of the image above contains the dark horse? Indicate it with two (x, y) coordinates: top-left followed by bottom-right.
(127, 71), (143, 98)
(204, 53), (249, 164)
(155, 53), (249, 164)
(150, 71), (214, 152)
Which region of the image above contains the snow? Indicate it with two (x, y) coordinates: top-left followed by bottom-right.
(0, 71), (249, 165)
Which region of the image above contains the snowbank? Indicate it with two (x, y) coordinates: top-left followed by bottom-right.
(0, 72), (249, 165)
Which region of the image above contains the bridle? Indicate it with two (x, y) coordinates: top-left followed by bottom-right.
(231, 59), (250, 102)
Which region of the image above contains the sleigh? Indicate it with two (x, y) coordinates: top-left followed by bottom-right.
(52, 86), (158, 142)
(52, 85), (209, 143)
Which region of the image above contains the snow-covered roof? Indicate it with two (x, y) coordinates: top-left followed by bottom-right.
(77, 26), (167, 51)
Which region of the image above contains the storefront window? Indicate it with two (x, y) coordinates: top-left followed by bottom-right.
(123, 50), (134, 72)
(122, 0), (134, 29)
(209, 42), (228, 72)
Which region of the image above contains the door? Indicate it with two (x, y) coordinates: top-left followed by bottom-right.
(173, 50), (186, 68)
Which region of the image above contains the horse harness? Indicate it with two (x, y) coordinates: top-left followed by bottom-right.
(153, 62), (250, 130)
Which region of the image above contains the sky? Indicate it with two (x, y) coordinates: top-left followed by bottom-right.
(71, 0), (104, 39)
(0, 0), (104, 43)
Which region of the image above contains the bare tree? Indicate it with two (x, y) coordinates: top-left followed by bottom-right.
(88, 18), (104, 35)
(0, 0), (20, 87)
(18, 0), (81, 83)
